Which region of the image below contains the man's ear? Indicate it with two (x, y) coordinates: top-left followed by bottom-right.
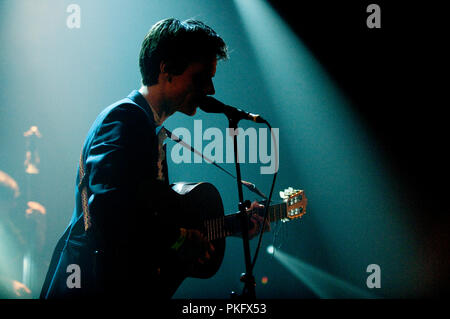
(160, 61), (172, 83)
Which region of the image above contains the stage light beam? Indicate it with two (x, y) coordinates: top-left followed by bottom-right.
(267, 246), (379, 299)
(233, 0), (422, 297)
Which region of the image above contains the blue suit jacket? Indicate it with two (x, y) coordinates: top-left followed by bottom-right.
(41, 91), (180, 299)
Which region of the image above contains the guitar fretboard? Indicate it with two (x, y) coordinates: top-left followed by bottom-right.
(204, 202), (287, 241)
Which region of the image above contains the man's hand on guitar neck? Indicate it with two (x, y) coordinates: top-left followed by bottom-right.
(247, 201), (271, 239)
(229, 201), (271, 239)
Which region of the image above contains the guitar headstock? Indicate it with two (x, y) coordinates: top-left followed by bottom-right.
(280, 187), (307, 219)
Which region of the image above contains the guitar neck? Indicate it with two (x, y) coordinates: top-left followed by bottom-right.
(203, 202), (287, 241)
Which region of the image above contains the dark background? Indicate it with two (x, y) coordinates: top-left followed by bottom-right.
(266, 0), (448, 296)
(268, 1), (447, 218)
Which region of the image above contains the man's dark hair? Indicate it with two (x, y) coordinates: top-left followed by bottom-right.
(139, 18), (228, 86)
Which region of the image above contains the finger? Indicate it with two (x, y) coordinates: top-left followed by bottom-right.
(255, 201), (264, 208)
(249, 201), (262, 210)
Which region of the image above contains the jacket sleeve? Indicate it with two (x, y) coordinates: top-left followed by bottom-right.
(83, 104), (180, 255)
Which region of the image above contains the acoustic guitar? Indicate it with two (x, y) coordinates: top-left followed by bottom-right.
(155, 181), (307, 296)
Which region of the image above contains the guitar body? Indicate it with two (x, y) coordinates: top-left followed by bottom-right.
(169, 181), (226, 279)
(154, 182), (226, 297)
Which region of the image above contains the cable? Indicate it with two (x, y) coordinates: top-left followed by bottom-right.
(250, 120), (278, 272)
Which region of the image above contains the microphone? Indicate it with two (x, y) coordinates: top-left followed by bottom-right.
(198, 96), (266, 123)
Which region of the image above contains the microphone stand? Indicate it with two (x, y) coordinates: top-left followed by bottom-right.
(228, 117), (256, 299)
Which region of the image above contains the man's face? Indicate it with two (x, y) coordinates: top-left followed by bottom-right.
(166, 58), (217, 116)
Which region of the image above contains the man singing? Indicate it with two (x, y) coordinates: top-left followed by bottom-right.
(41, 18), (265, 301)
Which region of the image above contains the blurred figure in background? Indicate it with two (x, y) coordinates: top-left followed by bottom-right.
(0, 170), (46, 298)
